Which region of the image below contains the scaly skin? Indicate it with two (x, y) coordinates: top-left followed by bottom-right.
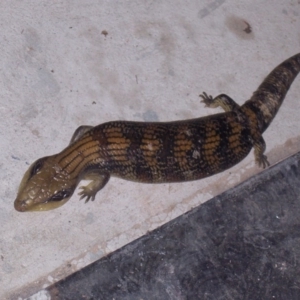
(14, 53), (300, 212)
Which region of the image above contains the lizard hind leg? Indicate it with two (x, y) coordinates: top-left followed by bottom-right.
(253, 136), (270, 169)
(200, 92), (240, 112)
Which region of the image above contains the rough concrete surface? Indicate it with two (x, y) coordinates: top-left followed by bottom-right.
(0, 1), (299, 299)
(44, 152), (300, 300)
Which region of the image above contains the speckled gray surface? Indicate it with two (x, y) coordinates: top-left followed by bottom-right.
(45, 152), (300, 300)
(3, 2), (300, 297)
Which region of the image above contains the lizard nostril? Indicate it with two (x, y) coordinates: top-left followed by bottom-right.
(14, 200), (26, 212)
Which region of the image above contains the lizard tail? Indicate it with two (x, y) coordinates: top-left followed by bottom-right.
(244, 53), (300, 133)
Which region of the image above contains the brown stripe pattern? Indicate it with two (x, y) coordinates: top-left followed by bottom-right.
(14, 53), (300, 211)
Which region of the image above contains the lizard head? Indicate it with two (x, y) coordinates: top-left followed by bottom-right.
(14, 156), (77, 212)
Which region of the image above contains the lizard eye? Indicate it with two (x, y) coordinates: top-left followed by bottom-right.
(49, 189), (73, 202)
(30, 158), (45, 178)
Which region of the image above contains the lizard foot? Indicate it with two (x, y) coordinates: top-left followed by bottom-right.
(256, 155), (270, 169)
(199, 92), (214, 107)
(78, 186), (96, 203)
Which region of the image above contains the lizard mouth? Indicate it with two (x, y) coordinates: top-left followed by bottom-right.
(14, 198), (69, 212)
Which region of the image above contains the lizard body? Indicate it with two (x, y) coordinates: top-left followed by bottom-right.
(14, 53), (300, 212)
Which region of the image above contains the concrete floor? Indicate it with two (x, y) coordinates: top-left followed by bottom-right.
(45, 152), (300, 299)
(1, 1), (300, 299)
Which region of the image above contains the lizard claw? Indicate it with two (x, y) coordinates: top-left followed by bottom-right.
(199, 92), (214, 107)
(256, 155), (270, 169)
(78, 186), (96, 203)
